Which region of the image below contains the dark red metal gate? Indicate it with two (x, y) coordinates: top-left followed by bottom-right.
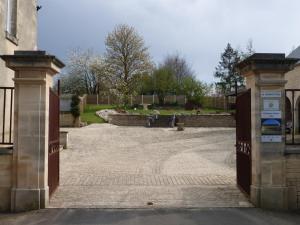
(236, 89), (252, 196)
(48, 87), (60, 196)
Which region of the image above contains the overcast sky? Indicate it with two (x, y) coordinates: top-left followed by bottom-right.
(38, 0), (300, 83)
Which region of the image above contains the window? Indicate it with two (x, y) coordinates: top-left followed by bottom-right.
(6, 0), (17, 40)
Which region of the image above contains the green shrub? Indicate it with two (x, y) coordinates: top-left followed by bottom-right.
(131, 104), (143, 110)
(70, 95), (80, 119)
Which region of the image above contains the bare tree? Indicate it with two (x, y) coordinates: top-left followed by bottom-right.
(105, 24), (152, 104)
(162, 53), (194, 84)
(241, 39), (255, 59)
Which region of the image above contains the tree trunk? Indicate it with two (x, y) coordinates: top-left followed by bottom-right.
(158, 94), (165, 106)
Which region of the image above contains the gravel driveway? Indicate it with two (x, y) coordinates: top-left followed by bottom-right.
(50, 124), (251, 208)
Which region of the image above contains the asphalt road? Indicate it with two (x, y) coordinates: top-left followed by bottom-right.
(0, 208), (300, 225)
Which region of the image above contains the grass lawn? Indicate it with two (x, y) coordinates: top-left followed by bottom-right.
(81, 104), (231, 125)
(81, 104), (116, 125)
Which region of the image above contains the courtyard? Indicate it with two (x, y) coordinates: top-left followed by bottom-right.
(50, 124), (251, 208)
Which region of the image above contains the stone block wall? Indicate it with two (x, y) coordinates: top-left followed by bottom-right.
(109, 114), (236, 127)
(60, 112), (80, 127)
(0, 151), (12, 211)
(177, 114), (235, 127)
(108, 115), (148, 126)
(286, 154), (300, 208)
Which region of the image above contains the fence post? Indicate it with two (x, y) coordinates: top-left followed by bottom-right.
(1, 51), (64, 212)
(142, 94), (144, 105)
(131, 95), (133, 106)
(214, 97), (216, 108)
(152, 94), (155, 104)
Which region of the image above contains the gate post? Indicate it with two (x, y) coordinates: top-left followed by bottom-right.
(1, 51), (64, 212)
(237, 54), (298, 209)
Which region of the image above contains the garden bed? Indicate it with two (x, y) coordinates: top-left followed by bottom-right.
(81, 104), (235, 127)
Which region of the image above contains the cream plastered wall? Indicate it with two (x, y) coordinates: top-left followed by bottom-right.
(0, 0), (37, 86)
(0, 0), (37, 143)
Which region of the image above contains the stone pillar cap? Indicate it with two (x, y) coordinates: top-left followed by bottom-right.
(236, 53), (299, 76)
(0, 50), (65, 74)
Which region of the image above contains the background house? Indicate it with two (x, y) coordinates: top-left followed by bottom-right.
(285, 46), (300, 142)
(286, 46), (300, 90)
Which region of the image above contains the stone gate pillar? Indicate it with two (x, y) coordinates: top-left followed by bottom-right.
(1, 51), (64, 212)
(237, 53), (298, 209)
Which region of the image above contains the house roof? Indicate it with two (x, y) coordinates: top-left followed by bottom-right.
(288, 46), (300, 65)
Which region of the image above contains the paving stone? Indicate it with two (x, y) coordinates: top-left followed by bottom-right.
(50, 124), (251, 208)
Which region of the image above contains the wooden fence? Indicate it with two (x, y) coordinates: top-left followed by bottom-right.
(202, 96), (235, 110)
(86, 94), (187, 105)
(85, 94), (234, 110)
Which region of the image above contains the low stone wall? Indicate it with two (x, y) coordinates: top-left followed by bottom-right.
(0, 150), (12, 211)
(109, 115), (148, 126)
(109, 114), (236, 127)
(60, 112), (80, 127)
(286, 154), (300, 208)
(177, 114), (235, 127)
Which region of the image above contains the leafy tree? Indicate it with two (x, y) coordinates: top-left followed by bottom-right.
(105, 24), (153, 105)
(214, 43), (244, 95)
(181, 76), (210, 106)
(152, 68), (176, 105)
(137, 55), (209, 106)
(137, 73), (154, 95)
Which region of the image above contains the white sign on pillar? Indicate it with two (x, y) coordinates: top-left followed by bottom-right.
(261, 90), (282, 143)
(261, 90), (282, 98)
(263, 99), (279, 111)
